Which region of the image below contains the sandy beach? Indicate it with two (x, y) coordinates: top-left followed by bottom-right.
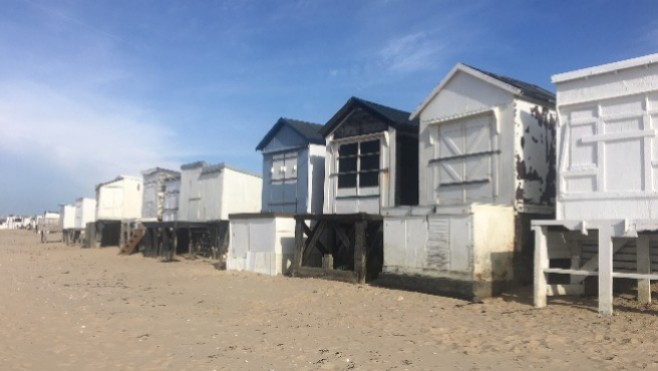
(2, 230), (658, 370)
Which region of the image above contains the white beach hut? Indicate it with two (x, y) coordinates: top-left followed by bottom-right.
(383, 63), (556, 299)
(533, 53), (658, 315)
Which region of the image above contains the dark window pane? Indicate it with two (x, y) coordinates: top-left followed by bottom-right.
(338, 174), (357, 188)
(339, 157), (357, 173)
(360, 140), (379, 154)
(339, 143), (358, 156)
(360, 172), (379, 188)
(360, 154), (380, 171)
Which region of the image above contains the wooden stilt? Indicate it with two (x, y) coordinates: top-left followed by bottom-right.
(598, 224), (613, 316)
(533, 226), (548, 308)
(354, 220), (367, 284)
(637, 234), (651, 305)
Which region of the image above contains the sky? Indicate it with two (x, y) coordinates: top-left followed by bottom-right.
(1, 0), (658, 215)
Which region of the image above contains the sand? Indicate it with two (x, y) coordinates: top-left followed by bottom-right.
(2, 230), (658, 370)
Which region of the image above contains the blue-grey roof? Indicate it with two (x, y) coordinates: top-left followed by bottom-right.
(465, 64), (555, 105)
(255, 117), (324, 151)
(321, 97), (418, 137)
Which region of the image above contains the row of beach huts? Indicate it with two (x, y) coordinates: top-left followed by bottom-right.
(38, 53), (658, 315)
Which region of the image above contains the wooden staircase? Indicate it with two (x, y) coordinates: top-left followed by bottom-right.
(120, 225), (146, 255)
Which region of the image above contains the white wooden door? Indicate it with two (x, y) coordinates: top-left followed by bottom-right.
(432, 114), (495, 205)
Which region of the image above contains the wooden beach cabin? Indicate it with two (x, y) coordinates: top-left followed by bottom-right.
(142, 167), (180, 222)
(140, 161), (262, 259)
(383, 63), (557, 299)
(227, 118), (325, 276)
(60, 203), (76, 244)
(90, 175), (143, 248)
(70, 197), (96, 245)
(533, 53), (658, 315)
(291, 97), (419, 283)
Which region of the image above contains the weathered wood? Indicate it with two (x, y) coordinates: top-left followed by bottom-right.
(598, 224), (613, 316)
(303, 220), (326, 264)
(322, 254), (334, 271)
(291, 220), (306, 276)
(533, 226), (548, 308)
(637, 234), (651, 304)
(120, 225), (145, 255)
(354, 220), (367, 284)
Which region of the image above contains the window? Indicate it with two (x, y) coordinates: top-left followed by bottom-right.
(337, 139), (380, 189)
(271, 151), (298, 184)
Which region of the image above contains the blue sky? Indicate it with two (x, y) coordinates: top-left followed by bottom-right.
(1, 0), (657, 215)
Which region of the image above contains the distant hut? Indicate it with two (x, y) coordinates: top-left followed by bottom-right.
(92, 175), (143, 247)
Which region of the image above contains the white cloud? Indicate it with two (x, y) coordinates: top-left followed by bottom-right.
(0, 81), (182, 191)
(379, 31), (446, 73)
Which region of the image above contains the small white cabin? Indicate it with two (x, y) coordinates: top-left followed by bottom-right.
(384, 63), (556, 298)
(142, 167), (180, 221)
(60, 204), (76, 230)
(178, 162), (262, 222)
(95, 175), (143, 221)
(322, 97), (419, 214)
(74, 197), (96, 229)
(163, 175), (181, 222)
(533, 53), (658, 315)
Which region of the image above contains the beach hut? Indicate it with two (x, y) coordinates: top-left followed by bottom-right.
(91, 175), (143, 247)
(73, 197), (96, 245)
(533, 53), (658, 315)
(291, 97), (419, 283)
(227, 118), (325, 276)
(142, 167), (180, 221)
(140, 162), (262, 259)
(383, 63), (556, 299)
(60, 204), (76, 244)
(39, 211), (61, 243)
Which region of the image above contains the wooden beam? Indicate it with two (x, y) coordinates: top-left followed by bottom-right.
(534, 226), (548, 308)
(354, 220), (367, 284)
(637, 235), (651, 304)
(303, 220), (326, 263)
(598, 224), (613, 316)
(291, 220), (306, 276)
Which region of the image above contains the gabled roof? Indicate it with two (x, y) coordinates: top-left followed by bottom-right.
(141, 167), (180, 177)
(552, 53), (658, 83)
(321, 96), (418, 137)
(255, 117), (324, 151)
(95, 175), (142, 191)
(411, 63), (555, 120)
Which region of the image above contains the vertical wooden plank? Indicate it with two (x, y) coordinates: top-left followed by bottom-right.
(569, 235), (582, 284)
(292, 218), (305, 277)
(354, 220), (367, 284)
(533, 226), (548, 308)
(637, 234), (651, 304)
(598, 224), (613, 316)
(322, 253), (334, 272)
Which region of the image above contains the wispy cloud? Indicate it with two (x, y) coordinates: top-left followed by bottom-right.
(379, 31), (446, 73)
(0, 81), (182, 191)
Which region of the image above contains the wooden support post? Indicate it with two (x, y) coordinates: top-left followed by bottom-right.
(569, 235), (582, 285)
(292, 219), (305, 276)
(354, 220), (367, 284)
(598, 224), (613, 316)
(637, 234), (651, 305)
(322, 253), (334, 272)
(533, 226), (548, 308)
